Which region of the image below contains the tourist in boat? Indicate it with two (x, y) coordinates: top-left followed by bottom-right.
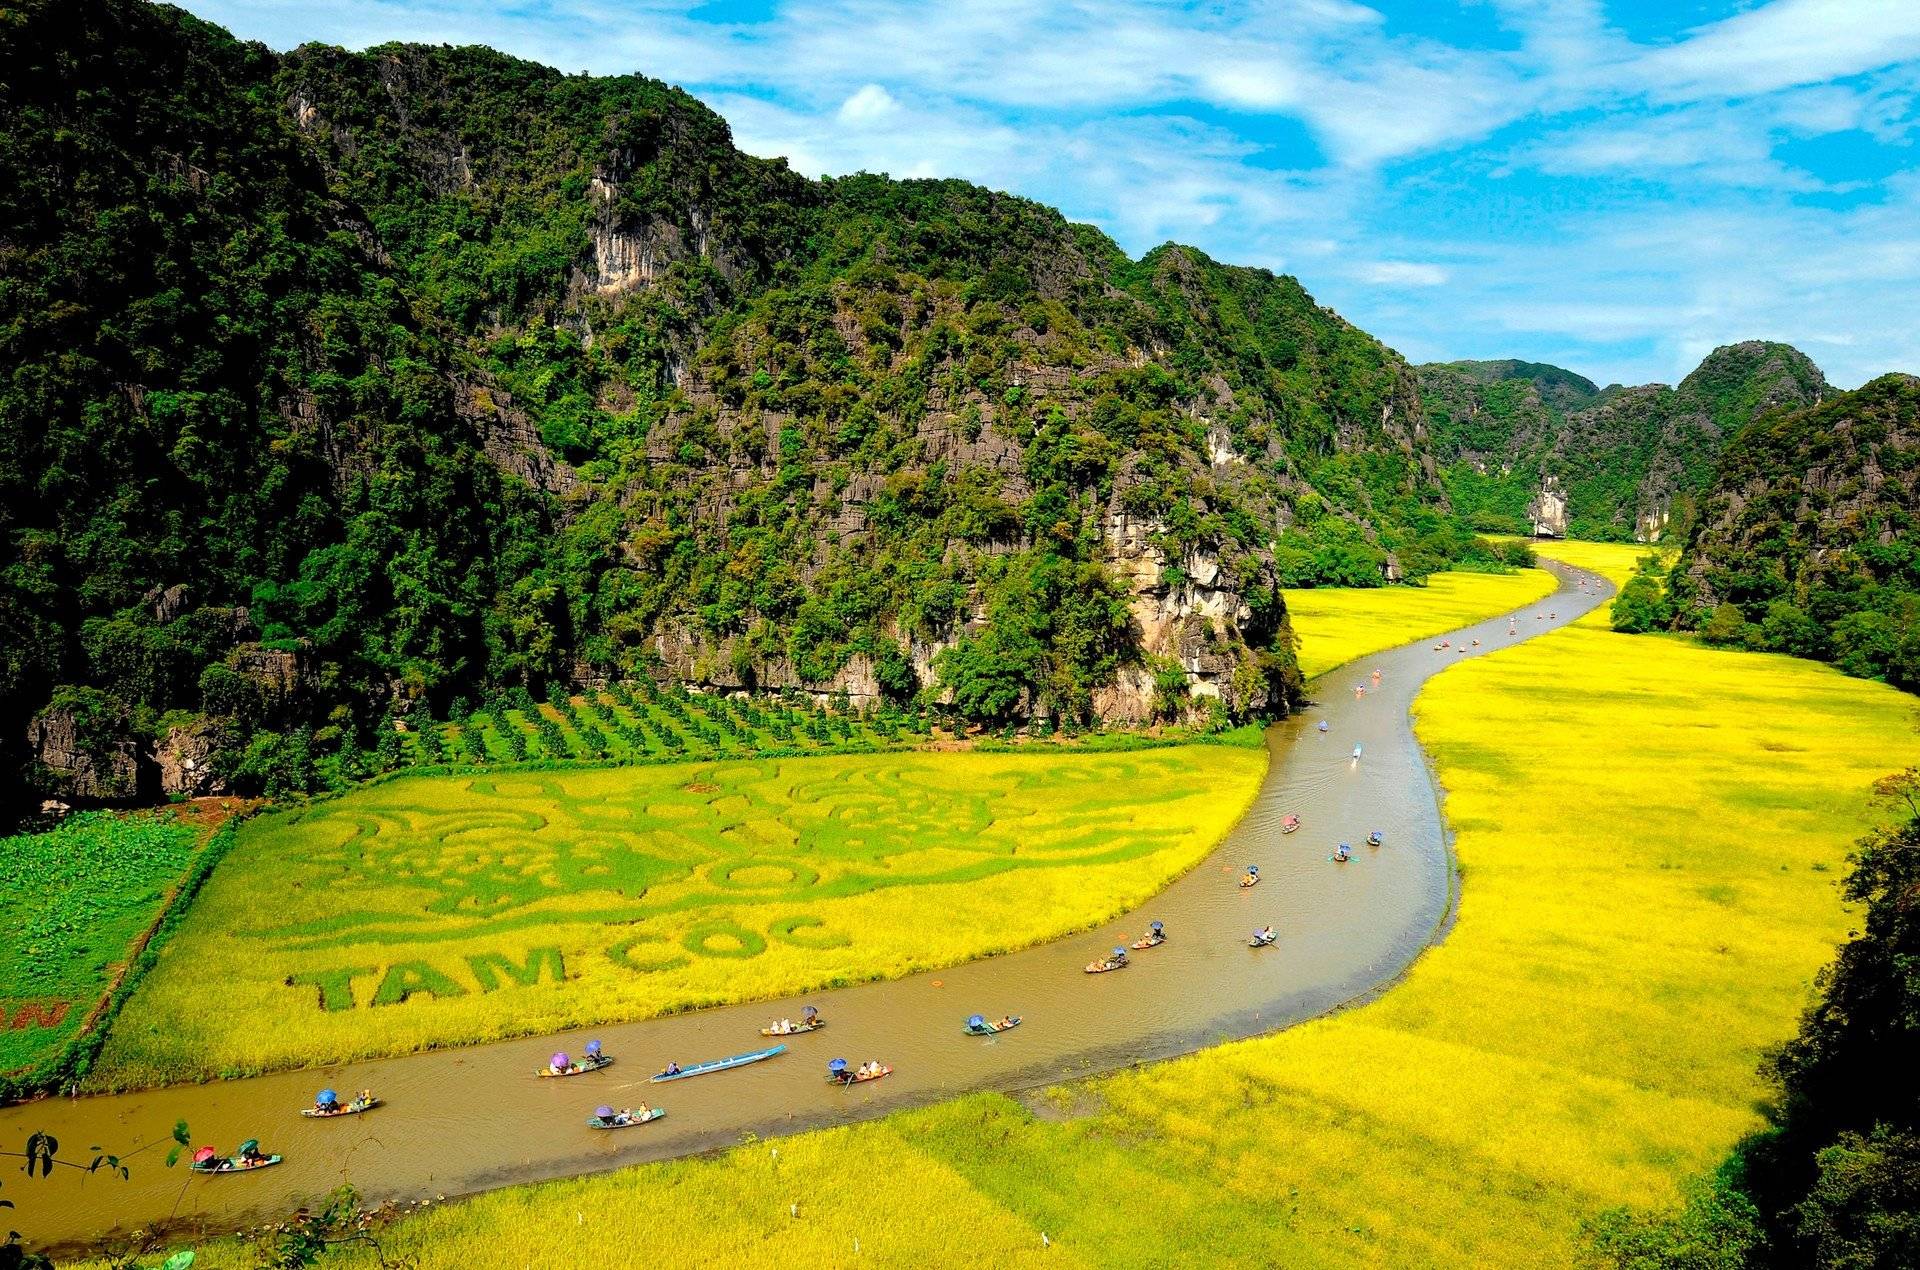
(771, 1018), (792, 1035)
(1241, 864), (1259, 886)
(548, 1053), (574, 1076)
(1254, 925), (1275, 945)
(662, 1061), (682, 1078)
(1367, 830), (1384, 846)
(1334, 843), (1352, 862)
(237, 1139), (267, 1167)
(997, 1016), (1016, 1030)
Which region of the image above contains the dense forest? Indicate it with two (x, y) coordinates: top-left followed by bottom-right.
(1655, 374), (1920, 692)
(1419, 343), (1827, 541)
(2, 0), (1515, 813)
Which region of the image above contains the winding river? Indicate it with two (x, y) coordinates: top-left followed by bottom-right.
(12, 562), (1608, 1255)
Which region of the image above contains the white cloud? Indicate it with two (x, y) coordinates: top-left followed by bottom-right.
(835, 83), (898, 125)
(1633, 0), (1920, 101)
(1360, 261), (1450, 286)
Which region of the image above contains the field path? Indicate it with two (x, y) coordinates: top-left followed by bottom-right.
(13, 563), (1609, 1256)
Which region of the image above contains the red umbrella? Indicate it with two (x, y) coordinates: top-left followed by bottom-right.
(192, 1147), (217, 1164)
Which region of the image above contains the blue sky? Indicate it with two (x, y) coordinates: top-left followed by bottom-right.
(183, 0), (1920, 389)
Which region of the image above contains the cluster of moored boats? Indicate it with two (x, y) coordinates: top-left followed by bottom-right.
(186, 1001), (1027, 1172)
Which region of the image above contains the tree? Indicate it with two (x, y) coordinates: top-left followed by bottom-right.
(1699, 602), (1753, 648)
(1611, 575), (1671, 634)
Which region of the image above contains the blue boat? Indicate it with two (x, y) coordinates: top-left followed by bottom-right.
(650, 1044), (787, 1082)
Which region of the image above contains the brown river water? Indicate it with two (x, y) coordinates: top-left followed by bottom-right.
(11, 562), (1607, 1255)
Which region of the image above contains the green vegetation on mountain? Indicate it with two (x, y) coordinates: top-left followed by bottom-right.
(1666, 374), (1920, 692)
(1419, 343), (1827, 541)
(0, 0), (1506, 816)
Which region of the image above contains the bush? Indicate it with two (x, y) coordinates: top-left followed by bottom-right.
(1699, 602), (1754, 648)
(1612, 575), (1671, 634)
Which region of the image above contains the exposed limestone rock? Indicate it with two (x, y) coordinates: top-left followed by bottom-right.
(142, 583), (192, 623)
(1636, 500), (1671, 543)
(228, 642), (313, 706)
(1529, 476), (1567, 537)
(454, 379), (576, 495)
(29, 703), (143, 801)
(156, 721), (226, 797)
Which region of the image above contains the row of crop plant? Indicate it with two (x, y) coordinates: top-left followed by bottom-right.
(374, 681), (943, 772)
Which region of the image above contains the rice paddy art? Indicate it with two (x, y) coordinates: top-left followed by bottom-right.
(92, 746), (1265, 1086)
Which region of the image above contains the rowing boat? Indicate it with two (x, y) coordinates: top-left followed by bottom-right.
(191, 1155), (281, 1175)
(964, 1015), (1021, 1035)
(651, 1044), (787, 1082)
(537, 1054), (613, 1079)
(586, 1108), (666, 1130)
(760, 1020), (824, 1037)
(300, 1096), (379, 1118)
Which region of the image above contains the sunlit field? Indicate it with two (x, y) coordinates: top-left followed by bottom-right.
(170, 568), (1919, 1268)
(1523, 537), (1669, 589)
(90, 746), (1264, 1088)
(1287, 568), (1558, 679)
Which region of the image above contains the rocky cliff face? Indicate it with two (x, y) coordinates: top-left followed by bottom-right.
(1674, 373), (1920, 618)
(29, 703), (145, 802)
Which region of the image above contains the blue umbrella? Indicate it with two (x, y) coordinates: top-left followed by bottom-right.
(317, 1089), (337, 1105)
(968, 1014), (986, 1027)
(1150, 920), (1163, 932)
(1112, 947), (1126, 957)
(584, 1039), (602, 1055)
(594, 1105), (614, 1119)
(828, 1058), (848, 1074)
(803, 1005), (818, 1018)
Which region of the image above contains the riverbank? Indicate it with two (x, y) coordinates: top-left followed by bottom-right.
(1287, 567), (1558, 678)
(140, 565), (1916, 1268)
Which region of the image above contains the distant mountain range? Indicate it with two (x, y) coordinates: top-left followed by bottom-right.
(1417, 342), (1828, 543)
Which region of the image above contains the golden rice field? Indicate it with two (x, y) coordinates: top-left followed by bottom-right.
(1523, 536), (1670, 589)
(1286, 568), (1558, 679)
(88, 746), (1265, 1088)
(146, 560), (1917, 1268)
